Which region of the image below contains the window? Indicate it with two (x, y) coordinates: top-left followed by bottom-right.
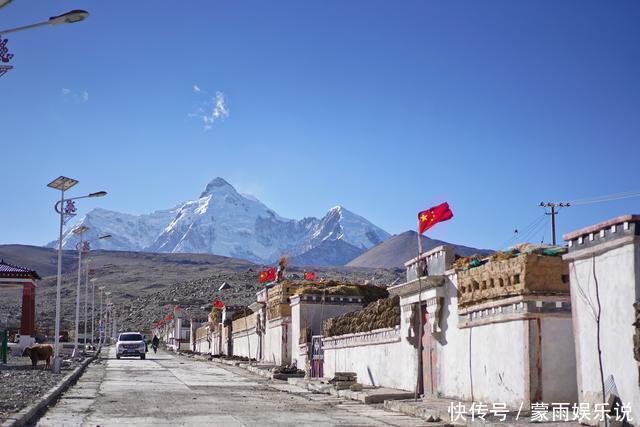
(489, 279), (495, 288)
(513, 274), (520, 284)
(499, 278), (504, 287)
(473, 281), (480, 291)
(119, 333), (143, 342)
(481, 281), (487, 290)
(561, 274), (569, 284)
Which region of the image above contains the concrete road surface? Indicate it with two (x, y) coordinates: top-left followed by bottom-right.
(35, 347), (431, 426)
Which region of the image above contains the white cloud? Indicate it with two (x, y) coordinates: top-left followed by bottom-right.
(191, 88), (229, 130)
(61, 88), (89, 103)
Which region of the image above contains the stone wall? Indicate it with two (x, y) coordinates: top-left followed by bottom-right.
(457, 254), (568, 308)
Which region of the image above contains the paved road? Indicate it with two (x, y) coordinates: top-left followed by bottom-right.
(36, 347), (431, 426)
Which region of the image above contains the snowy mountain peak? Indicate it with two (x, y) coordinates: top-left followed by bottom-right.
(49, 178), (391, 265)
(199, 177), (236, 198)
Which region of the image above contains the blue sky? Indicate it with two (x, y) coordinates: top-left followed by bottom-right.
(1, 1), (639, 250)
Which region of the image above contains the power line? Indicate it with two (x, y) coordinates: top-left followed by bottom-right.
(538, 202), (569, 245)
(499, 214), (547, 250)
(567, 190), (640, 206)
(539, 189), (640, 245)
(517, 215), (550, 246)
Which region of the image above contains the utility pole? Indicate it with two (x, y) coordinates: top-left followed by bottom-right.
(539, 201), (570, 245)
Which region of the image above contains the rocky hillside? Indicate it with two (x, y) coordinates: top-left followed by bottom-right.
(0, 245), (402, 333)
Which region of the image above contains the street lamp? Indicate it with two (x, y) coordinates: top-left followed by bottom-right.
(47, 176), (107, 373)
(71, 225), (88, 358)
(0, 10), (89, 35)
(98, 286), (105, 346)
(104, 292), (112, 344)
(82, 235), (110, 353)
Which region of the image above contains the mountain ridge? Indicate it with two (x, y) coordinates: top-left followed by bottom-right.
(346, 230), (493, 269)
(47, 177), (391, 265)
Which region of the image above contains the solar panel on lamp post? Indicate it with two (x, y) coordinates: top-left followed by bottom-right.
(47, 176), (106, 372)
(47, 176), (77, 373)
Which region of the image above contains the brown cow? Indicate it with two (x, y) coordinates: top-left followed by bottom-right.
(22, 344), (54, 370)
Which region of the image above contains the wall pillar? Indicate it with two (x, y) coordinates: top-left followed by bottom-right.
(20, 283), (36, 337)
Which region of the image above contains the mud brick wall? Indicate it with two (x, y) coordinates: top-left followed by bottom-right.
(266, 282), (303, 319)
(457, 254), (569, 308)
(232, 314), (257, 333)
(195, 323), (210, 341)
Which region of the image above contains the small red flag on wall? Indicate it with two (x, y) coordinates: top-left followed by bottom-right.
(213, 300), (224, 309)
(304, 271), (316, 281)
(259, 267), (276, 283)
(418, 202), (454, 234)
(165, 314), (173, 321)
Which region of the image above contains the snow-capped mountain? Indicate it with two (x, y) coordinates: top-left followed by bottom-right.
(48, 178), (390, 265)
(51, 206), (185, 252)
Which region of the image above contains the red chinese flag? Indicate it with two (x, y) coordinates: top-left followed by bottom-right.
(418, 202), (454, 234)
(165, 314), (173, 321)
(213, 300), (224, 309)
(259, 267), (276, 283)
(304, 271), (316, 281)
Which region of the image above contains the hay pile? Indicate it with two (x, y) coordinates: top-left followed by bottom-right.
(322, 295), (400, 338)
(453, 244), (567, 271)
(231, 308), (251, 321)
(295, 280), (388, 303)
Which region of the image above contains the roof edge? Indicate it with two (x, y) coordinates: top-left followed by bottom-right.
(563, 214), (640, 241)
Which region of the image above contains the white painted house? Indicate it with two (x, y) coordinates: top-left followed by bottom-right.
(564, 215), (640, 424)
(323, 244), (578, 409)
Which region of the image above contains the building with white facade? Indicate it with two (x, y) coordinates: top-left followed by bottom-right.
(564, 214), (640, 424)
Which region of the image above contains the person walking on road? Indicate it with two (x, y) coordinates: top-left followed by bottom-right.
(152, 335), (159, 354)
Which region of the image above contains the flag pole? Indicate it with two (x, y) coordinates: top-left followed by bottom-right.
(414, 219), (424, 401)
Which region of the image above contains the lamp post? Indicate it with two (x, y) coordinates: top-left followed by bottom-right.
(90, 277), (96, 346)
(47, 176), (106, 373)
(82, 235), (110, 353)
(98, 286), (105, 346)
(71, 225), (88, 359)
(0, 10), (89, 35)
(104, 292), (112, 344)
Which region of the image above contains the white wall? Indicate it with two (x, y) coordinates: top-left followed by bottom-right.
(436, 275), (529, 407)
(438, 274), (576, 408)
(263, 317), (291, 365)
(290, 296), (365, 369)
(567, 243), (640, 422)
(232, 328), (260, 360)
(321, 272), (576, 408)
(540, 317), (578, 403)
(323, 327), (414, 390)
